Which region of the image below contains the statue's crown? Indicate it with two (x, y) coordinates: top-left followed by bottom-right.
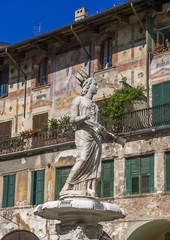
(75, 71), (89, 88)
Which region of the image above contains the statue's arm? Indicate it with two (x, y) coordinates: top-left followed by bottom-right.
(70, 97), (89, 124)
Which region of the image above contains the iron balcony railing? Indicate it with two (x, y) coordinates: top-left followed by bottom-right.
(0, 103), (169, 155)
(0, 126), (75, 155)
(103, 103), (170, 133)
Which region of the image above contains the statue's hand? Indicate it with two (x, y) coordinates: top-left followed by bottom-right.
(85, 111), (93, 120)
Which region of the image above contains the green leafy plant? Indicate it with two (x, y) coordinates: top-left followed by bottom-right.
(42, 116), (74, 138)
(154, 43), (167, 54)
(9, 137), (24, 147)
(99, 86), (145, 132)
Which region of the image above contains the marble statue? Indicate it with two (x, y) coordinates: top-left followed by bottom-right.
(60, 77), (126, 199)
(60, 77), (102, 198)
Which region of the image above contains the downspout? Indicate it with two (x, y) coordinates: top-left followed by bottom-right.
(130, 3), (150, 108)
(130, 3), (146, 32)
(70, 25), (92, 76)
(5, 48), (28, 118)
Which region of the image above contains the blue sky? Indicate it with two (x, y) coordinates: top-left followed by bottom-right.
(0, 0), (126, 44)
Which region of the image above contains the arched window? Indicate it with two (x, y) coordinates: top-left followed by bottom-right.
(101, 39), (112, 69)
(38, 57), (48, 86)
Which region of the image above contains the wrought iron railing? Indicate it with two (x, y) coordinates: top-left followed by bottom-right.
(103, 103), (170, 133)
(0, 103), (169, 155)
(0, 126), (75, 155)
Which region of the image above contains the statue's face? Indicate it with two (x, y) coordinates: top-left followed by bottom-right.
(89, 78), (98, 95)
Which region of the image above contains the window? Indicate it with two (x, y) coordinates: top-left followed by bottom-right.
(126, 155), (154, 195)
(0, 121), (12, 140)
(56, 166), (71, 199)
(33, 112), (48, 129)
(30, 169), (45, 205)
(152, 81), (170, 126)
(38, 58), (48, 86)
(101, 39), (112, 69)
(166, 153), (170, 192)
(2, 174), (16, 207)
(0, 65), (9, 97)
(98, 161), (114, 198)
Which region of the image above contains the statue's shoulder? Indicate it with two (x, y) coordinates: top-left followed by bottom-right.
(72, 96), (83, 105)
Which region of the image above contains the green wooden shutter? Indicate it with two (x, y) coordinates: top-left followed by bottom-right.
(2, 176), (8, 207)
(101, 161), (114, 198)
(131, 158), (140, 194)
(166, 153), (170, 191)
(152, 83), (162, 107)
(149, 155), (154, 193)
(35, 170), (45, 205)
(141, 156), (150, 174)
(56, 167), (71, 199)
(152, 83), (162, 126)
(30, 171), (35, 205)
(141, 156), (150, 193)
(146, 16), (154, 53)
(126, 159), (132, 194)
(163, 81), (170, 104)
(8, 175), (16, 207)
(1, 65), (9, 97)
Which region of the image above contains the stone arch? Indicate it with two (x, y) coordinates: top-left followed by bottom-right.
(125, 219), (170, 240)
(2, 230), (39, 240)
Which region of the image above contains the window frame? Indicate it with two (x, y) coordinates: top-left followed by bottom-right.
(0, 121), (12, 140)
(0, 64), (9, 97)
(56, 166), (72, 200)
(2, 174), (16, 208)
(101, 39), (113, 69)
(126, 155), (154, 195)
(32, 112), (48, 130)
(98, 160), (114, 198)
(37, 57), (48, 86)
(30, 169), (45, 205)
(166, 152), (170, 192)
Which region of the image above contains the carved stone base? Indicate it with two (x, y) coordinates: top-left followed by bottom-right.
(34, 198), (125, 240)
(56, 224), (103, 240)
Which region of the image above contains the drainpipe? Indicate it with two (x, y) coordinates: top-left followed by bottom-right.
(5, 48), (28, 118)
(130, 3), (146, 32)
(70, 25), (92, 76)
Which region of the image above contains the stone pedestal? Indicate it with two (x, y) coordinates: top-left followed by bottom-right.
(34, 198), (125, 240)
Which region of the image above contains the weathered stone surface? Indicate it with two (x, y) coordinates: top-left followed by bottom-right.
(34, 198), (125, 225)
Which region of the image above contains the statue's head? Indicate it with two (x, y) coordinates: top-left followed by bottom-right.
(81, 77), (98, 96)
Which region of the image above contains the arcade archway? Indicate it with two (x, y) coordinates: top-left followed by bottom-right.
(2, 230), (39, 240)
(127, 220), (170, 240)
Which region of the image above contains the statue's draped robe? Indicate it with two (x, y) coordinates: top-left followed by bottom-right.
(62, 96), (102, 192)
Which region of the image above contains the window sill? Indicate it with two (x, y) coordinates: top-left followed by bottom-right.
(32, 84), (51, 92)
(94, 66), (116, 76)
(0, 95), (8, 99)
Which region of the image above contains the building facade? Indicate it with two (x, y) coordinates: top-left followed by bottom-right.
(0, 0), (170, 239)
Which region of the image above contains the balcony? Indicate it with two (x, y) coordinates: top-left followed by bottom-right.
(0, 103), (170, 157)
(104, 103), (170, 134)
(0, 126), (75, 157)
